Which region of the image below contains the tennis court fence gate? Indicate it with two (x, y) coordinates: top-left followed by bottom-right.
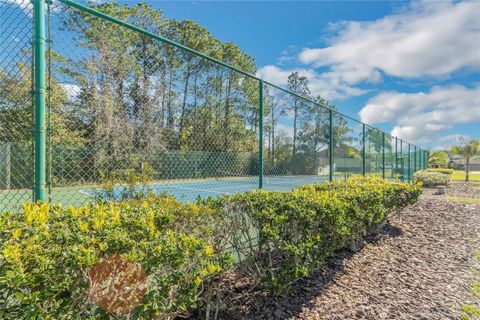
(0, 0), (429, 211)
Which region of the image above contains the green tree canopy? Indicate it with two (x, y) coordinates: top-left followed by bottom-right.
(428, 151), (449, 167)
(451, 139), (480, 181)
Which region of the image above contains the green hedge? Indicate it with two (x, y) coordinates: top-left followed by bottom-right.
(426, 168), (454, 175)
(0, 176), (421, 318)
(211, 176), (421, 292)
(0, 197), (232, 319)
(414, 169), (451, 186)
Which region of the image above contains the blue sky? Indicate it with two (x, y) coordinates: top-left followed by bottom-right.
(147, 0), (479, 150)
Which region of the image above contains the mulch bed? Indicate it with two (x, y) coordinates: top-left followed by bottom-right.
(444, 181), (480, 199)
(213, 182), (480, 320)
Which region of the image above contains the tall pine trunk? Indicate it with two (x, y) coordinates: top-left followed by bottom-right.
(179, 62), (191, 133)
(292, 101), (298, 173)
(223, 76), (233, 152)
(271, 109), (275, 164)
(167, 64), (175, 130)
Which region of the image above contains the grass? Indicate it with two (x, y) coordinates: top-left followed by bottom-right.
(448, 197), (480, 205)
(462, 305), (480, 320)
(452, 170), (480, 181)
(461, 249), (480, 319)
(451, 180), (480, 319)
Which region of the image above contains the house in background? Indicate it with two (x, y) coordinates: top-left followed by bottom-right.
(318, 145), (363, 173)
(449, 155), (480, 171)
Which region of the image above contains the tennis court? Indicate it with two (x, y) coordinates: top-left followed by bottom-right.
(83, 174), (330, 203)
(0, 171), (391, 212)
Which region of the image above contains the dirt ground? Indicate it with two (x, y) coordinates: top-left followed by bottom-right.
(218, 182), (480, 320)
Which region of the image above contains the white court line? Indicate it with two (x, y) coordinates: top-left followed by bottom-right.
(79, 176), (327, 198)
(79, 189), (95, 197)
(80, 184), (233, 198)
(158, 184), (233, 195)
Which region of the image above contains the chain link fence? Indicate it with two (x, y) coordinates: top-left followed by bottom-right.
(0, 0), (429, 212)
(0, 0), (35, 211)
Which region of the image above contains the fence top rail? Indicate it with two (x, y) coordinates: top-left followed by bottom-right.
(57, 0), (424, 151)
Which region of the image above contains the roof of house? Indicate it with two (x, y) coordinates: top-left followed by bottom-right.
(449, 155), (480, 164)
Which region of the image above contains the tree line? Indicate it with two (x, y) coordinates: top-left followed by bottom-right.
(0, 1), (395, 185)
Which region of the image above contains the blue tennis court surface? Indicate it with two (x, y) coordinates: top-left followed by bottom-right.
(82, 175), (329, 203)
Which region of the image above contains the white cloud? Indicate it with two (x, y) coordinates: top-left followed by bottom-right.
(61, 83), (81, 101)
(2, 0), (66, 16)
(2, 0), (25, 6)
(275, 123), (294, 138)
(1, 0), (32, 16)
(298, 1), (480, 84)
(257, 65), (366, 101)
(260, 0), (480, 105)
(276, 45), (299, 66)
(359, 85), (480, 145)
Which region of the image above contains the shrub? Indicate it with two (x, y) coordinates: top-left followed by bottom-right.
(426, 168), (453, 175)
(0, 177), (422, 317)
(0, 196), (232, 319)
(450, 162), (465, 170)
(95, 164), (155, 201)
(428, 151), (449, 167)
(211, 176), (421, 292)
(303, 176), (421, 213)
(413, 170), (451, 186)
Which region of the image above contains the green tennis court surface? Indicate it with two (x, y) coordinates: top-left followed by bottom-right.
(85, 174), (330, 203)
(0, 171), (396, 212)
(0, 174), (330, 212)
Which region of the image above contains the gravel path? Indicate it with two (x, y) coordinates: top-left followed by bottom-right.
(218, 182), (480, 320)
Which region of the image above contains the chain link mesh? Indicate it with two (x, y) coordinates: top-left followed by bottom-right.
(45, 1), (260, 206)
(0, 0), (34, 211)
(365, 126), (383, 177)
(333, 117), (363, 179)
(0, 0), (427, 211)
(385, 134), (395, 180)
(262, 83), (329, 190)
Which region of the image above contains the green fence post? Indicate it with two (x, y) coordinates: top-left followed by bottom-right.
(382, 132), (385, 180)
(395, 137), (398, 178)
(6, 143), (11, 189)
(258, 80), (263, 189)
(408, 144), (411, 182)
(422, 150), (425, 170)
(424, 150), (427, 169)
(33, 0), (46, 202)
(418, 148), (421, 170)
(362, 124), (366, 176)
(46, 0), (52, 202)
(417, 147), (420, 171)
(420, 149), (423, 169)
(400, 139), (403, 182)
(414, 146), (417, 174)
(329, 109), (333, 181)
(424, 150), (426, 169)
